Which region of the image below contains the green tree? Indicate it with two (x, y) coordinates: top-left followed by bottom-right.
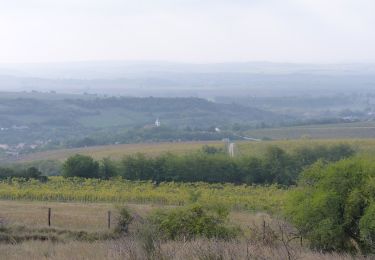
(285, 158), (375, 253)
(263, 146), (294, 185)
(99, 157), (118, 179)
(24, 167), (42, 179)
(62, 154), (99, 178)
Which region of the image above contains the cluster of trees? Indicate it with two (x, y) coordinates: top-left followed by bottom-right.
(0, 166), (46, 181)
(285, 158), (375, 253)
(62, 144), (355, 186)
(62, 155), (117, 180)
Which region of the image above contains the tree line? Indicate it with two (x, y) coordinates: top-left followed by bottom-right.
(0, 166), (47, 181)
(61, 143), (355, 186)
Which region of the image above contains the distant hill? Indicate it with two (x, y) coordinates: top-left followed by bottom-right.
(0, 92), (288, 150)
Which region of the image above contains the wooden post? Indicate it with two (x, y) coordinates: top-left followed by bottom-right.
(48, 208), (51, 227)
(108, 211), (111, 229)
(300, 236), (303, 246)
(262, 220), (266, 242)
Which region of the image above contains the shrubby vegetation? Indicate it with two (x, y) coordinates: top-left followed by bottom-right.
(115, 206), (133, 234)
(285, 158), (375, 253)
(149, 204), (239, 240)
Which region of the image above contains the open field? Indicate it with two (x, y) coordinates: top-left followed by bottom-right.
(17, 141), (223, 162)
(244, 122), (375, 140)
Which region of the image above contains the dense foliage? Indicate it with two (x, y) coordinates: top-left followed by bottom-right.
(285, 158), (375, 253)
(62, 154), (100, 178)
(120, 144), (355, 185)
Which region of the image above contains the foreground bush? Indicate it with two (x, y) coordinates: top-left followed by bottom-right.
(149, 204), (240, 240)
(115, 206), (133, 233)
(285, 158), (375, 253)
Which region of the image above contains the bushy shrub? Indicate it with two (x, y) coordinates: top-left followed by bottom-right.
(202, 145), (224, 154)
(285, 158), (375, 253)
(148, 204), (240, 240)
(115, 206), (133, 233)
(360, 202), (375, 251)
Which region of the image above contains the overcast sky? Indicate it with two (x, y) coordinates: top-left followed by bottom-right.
(0, 0), (374, 64)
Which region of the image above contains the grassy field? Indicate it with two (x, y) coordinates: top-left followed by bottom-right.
(0, 200), (270, 232)
(0, 200), (161, 232)
(18, 141), (223, 162)
(244, 121), (375, 140)
(0, 200), (356, 260)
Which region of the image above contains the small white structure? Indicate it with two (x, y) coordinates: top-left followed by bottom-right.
(228, 142), (235, 158)
(155, 118), (161, 127)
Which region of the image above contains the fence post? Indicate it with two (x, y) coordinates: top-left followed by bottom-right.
(48, 208), (51, 227)
(262, 220), (266, 242)
(108, 210), (111, 229)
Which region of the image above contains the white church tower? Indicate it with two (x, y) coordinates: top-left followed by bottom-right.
(155, 118), (161, 127)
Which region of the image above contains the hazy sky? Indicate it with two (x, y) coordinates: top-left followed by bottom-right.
(0, 0), (374, 63)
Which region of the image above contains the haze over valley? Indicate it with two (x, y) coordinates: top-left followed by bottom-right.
(1, 1), (375, 259)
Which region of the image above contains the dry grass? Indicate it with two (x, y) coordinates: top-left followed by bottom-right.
(0, 239), (359, 260)
(0, 200), (273, 232)
(17, 141), (223, 162)
(0, 200), (161, 232)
